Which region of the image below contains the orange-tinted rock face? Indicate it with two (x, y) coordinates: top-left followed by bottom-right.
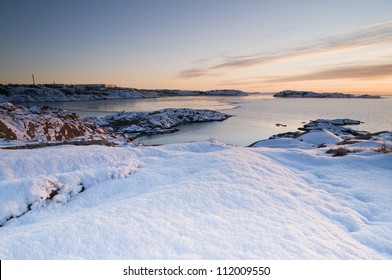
(0, 102), (107, 142)
(0, 119), (17, 140)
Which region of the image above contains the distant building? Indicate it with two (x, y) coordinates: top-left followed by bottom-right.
(5, 83), (116, 90)
(74, 84), (106, 90)
(42, 83), (65, 89)
(105, 84), (117, 88)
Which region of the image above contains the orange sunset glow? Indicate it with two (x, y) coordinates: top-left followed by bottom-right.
(1, 1), (391, 94)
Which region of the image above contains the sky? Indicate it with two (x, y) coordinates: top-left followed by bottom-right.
(1, 0), (391, 94)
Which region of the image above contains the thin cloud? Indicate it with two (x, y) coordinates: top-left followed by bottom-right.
(178, 68), (210, 78)
(265, 63), (392, 83)
(216, 63), (392, 88)
(178, 20), (392, 79)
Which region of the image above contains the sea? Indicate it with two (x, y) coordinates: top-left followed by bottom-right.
(30, 94), (392, 146)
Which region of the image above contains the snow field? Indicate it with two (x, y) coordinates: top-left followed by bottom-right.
(0, 141), (391, 259)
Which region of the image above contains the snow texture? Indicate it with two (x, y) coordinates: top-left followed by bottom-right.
(296, 130), (343, 146)
(1, 110), (391, 259)
(0, 140), (391, 259)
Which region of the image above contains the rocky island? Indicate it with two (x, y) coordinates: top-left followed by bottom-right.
(0, 84), (248, 103)
(87, 108), (231, 139)
(250, 118), (391, 150)
(274, 90), (381, 98)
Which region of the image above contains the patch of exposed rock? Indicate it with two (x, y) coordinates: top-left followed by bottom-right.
(0, 102), (114, 142)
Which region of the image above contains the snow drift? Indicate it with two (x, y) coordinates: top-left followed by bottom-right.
(0, 139), (391, 259)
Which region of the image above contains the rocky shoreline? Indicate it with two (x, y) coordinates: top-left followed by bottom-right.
(0, 84), (248, 103)
(251, 118), (391, 156)
(0, 102), (231, 148)
(1, 102), (391, 154)
(274, 90), (381, 98)
(87, 108), (231, 139)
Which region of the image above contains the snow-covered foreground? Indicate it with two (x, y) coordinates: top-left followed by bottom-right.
(0, 141), (391, 259)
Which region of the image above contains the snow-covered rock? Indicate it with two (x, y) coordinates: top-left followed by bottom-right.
(274, 90), (381, 98)
(88, 108), (232, 137)
(0, 103), (231, 145)
(296, 130), (343, 146)
(302, 118), (360, 128)
(250, 138), (314, 149)
(138, 89), (248, 97)
(204, 89), (248, 96)
(0, 86), (146, 103)
(250, 118), (391, 149)
(0, 85), (248, 103)
(252, 129), (345, 148)
(299, 119), (363, 136)
(0, 102), (110, 142)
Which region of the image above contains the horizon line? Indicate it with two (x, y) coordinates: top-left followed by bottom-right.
(1, 83), (391, 95)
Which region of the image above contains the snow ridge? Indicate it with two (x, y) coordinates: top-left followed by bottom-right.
(0, 140), (391, 259)
(0, 146), (140, 227)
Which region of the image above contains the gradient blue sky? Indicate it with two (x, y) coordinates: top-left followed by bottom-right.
(1, 0), (391, 93)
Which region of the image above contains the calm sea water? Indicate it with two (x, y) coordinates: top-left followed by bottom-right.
(31, 94), (392, 146)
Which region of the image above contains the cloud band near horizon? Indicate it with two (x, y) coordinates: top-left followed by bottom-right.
(178, 20), (392, 80)
(264, 63), (392, 83)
